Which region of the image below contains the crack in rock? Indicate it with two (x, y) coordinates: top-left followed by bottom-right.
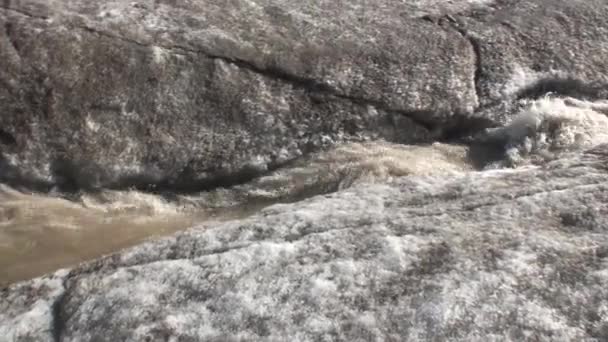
(50, 278), (68, 342)
(420, 14), (483, 112)
(3, 6), (441, 132)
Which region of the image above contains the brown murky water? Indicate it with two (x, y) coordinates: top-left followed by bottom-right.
(0, 141), (478, 286)
(3, 97), (606, 286)
(0, 186), (267, 286)
(0, 141), (479, 286)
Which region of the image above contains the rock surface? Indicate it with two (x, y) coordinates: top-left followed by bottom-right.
(2, 1), (608, 340)
(2, 145), (608, 341)
(1, 0), (607, 190)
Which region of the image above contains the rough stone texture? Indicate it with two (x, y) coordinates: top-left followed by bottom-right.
(1, 0), (607, 190)
(0, 0), (477, 191)
(2, 145), (608, 341)
(2, 1), (608, 340)
(463, 0), (608, 106)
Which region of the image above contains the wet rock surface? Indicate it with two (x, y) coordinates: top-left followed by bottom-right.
(1, 0), (607, 190)
(2, 145), (608, 341)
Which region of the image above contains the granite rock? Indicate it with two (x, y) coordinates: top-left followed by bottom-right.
(1, 0), (607, 190)
(2, 145), (608, 341)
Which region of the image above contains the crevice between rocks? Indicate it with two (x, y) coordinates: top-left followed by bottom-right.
(422, 14), (484, 110)
(50, 276), (69, 342)
(3, 20), (20, 52)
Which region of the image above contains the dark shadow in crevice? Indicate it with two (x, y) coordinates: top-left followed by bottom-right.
(438, 115), (497, 143)
(50, 278), (68, 342)
(0, 145), (323, 198)
(465, 142), (506, 170)
(0, 128), (16, 146)
(516, 78), (608, 101)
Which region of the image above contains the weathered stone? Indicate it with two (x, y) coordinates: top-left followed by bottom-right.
(0, 0), (478, 191)
(1, 0), (607, 190)
(456, 0), (608, 108)
(2, 145), (608, 341)
(1, 2), (608, 338)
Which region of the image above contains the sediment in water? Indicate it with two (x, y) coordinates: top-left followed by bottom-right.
(3, 95), (608, 284)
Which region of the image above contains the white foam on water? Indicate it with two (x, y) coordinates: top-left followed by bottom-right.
(79, 189), (182, 216)
(302, 141), (472, 188)
(486, 96), (608, 166)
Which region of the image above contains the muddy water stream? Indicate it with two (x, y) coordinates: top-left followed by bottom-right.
(0, 186), (269, 286)
(0, 141), (476, 286)
(3, 96), (606, 286)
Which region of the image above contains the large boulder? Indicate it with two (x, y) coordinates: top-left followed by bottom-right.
(2, 145), (608, 341)
(0, 0), (475, 191)
(1, 0), (607, 190)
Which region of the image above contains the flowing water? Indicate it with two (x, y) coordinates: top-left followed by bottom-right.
(0, 188), (270, 286)
(1, 96), (607, 286)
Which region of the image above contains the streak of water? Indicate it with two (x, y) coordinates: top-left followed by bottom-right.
(2, 96), (607, 285)
(0, 142), (472, 285)
(0, 186), (268, 286)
